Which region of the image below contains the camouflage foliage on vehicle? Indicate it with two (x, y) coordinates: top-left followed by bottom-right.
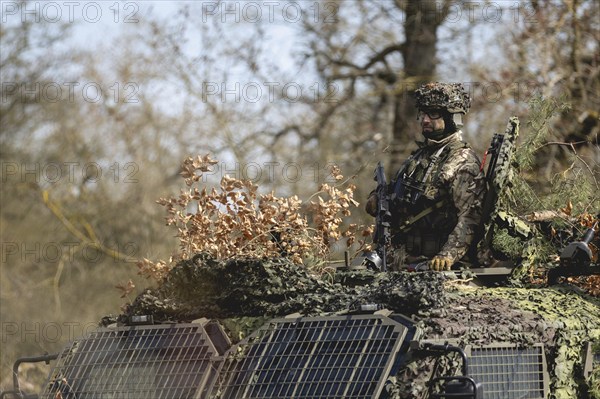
(135, 154), (369, 280)
(122, 254), (357, 323)
(123, 254), (450, 323)
(482, 287), (600, 398)
(389, 284), (600, 398)
(119, 253), (600, 398)
(481, 98), (599, 289)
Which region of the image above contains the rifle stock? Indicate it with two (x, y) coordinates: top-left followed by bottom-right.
(480, 117), (520, 247)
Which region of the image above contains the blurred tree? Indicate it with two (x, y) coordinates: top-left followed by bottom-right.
(468, 0), (599, 190)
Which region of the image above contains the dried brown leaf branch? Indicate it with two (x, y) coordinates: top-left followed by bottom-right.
(137, 155), (372, 281)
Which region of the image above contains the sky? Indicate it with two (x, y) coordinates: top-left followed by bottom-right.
(0, 0), (524, 97)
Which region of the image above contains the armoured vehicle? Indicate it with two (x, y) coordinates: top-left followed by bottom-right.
(0, 307), (557, 399)
(2, 243), (599, 399)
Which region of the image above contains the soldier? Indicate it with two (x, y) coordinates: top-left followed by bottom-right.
(366, 82), (486, 271)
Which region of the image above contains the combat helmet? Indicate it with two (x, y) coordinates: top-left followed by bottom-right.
(415, 82), (471, 114)
(415, 82), (471, 134)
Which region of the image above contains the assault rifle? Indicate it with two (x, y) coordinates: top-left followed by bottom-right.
(373, 161), (391, 271)
(478, 117), (525, 247)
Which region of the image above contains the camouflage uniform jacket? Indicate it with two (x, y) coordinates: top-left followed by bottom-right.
(390, 132), (485, 264)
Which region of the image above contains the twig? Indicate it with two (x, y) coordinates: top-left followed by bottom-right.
(53, 255), (66, 315)
(42, 190), (137, 263)
(536, 140), (588, 149)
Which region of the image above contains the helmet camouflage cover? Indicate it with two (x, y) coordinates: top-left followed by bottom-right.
(415, 82), (471, 114)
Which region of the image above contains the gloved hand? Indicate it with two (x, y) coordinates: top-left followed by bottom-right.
(365, 193), (378, 216)
(428, 256), (453, 271)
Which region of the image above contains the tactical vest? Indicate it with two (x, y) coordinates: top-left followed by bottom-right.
(389, 135), (471, 257)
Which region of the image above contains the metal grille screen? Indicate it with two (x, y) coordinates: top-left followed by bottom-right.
(214, 315), (408, 399)
(40, 324), (218, 399)
(467, 344), (548, 399)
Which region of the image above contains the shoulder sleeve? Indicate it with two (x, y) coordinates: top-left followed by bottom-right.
(438, 148), (486, 262)
(438, 148), (481, 184)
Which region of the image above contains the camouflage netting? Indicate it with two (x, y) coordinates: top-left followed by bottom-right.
(393, 287), (600, 398)
(119, 253), (449, 323)
(117, 254), (600, 399)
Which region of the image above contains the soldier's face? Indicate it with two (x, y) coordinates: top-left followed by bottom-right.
(418, 110), (445, 134)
